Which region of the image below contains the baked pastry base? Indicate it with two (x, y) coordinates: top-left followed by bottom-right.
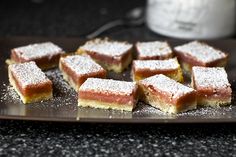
(197, 97), (231, 107)
(78, 99), (134, 111)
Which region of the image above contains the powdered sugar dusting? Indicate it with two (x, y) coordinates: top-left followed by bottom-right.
(133, 58), (179, 71)
(136, 41), (172, 58)
(13, 42), (64, 60)
(174, 41), (227, 63)
(79, 78), (137, 95)
(134, 101), (234, 117)
(80, 38), (133, 57)
(134, 102), (167, 115)
(9, 61), (51, 87)
(140, 74), (194, 99)
(192, 66), (231, 89)
(45, 69), (77, 107)
(61, 55), (105, 75)
(178, 105), (233, 117)
(0, 83), (21, 103)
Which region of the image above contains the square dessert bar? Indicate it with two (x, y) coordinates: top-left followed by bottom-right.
(8, 61), (53, 104)
(135, 41), (173, 60)
(10, 42), (65, 70)
(139, 74), (196, 114)
(78, 78), (138, 111)
(76, 38), (133, 73)
(191, 66), (232, 107)
(132, 58), (183, 82)
(174, 41), (228, 73)
(59, 55), (106, 91)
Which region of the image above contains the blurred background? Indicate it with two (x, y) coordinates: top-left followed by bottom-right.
(0, 0), (145, 37)
(1, 0), (235, 39)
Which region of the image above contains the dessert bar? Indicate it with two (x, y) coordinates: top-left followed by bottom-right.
(59, 55), (106, 91)
(78, 78), (138, 111)
(138, 74), (196, 114)
(174, 41), (228, 73)
(132, 58), (183, 82)
(8, 61), (53, 104)
(10, 42), (65, 69)
(191, 66), (232, 107)
(76, 38), (133, 73)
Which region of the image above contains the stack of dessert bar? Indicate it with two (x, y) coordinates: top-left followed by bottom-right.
(7, 39), (232, 114)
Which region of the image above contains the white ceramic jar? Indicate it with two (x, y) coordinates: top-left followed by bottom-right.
(146, 0), (236, 39)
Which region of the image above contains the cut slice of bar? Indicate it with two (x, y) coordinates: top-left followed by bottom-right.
(8, 61), (53, 104)
(135, 41), (173, 60)
(174, 41), (228, 73)
(132, 58), (183, 82)
(191, 66), (232, 107)
(78, 78), (138, 111)
(76, 38), (133, 73)
(138, 74), (196, 114)
(10, 42), (65, 70)
(59, 55), (106, 91)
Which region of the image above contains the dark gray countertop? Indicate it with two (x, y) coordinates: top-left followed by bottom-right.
(1, 121), (236, 156)
(0, 0), (236, 156)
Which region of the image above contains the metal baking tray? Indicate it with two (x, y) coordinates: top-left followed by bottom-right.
(0, 37), (235, 123)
